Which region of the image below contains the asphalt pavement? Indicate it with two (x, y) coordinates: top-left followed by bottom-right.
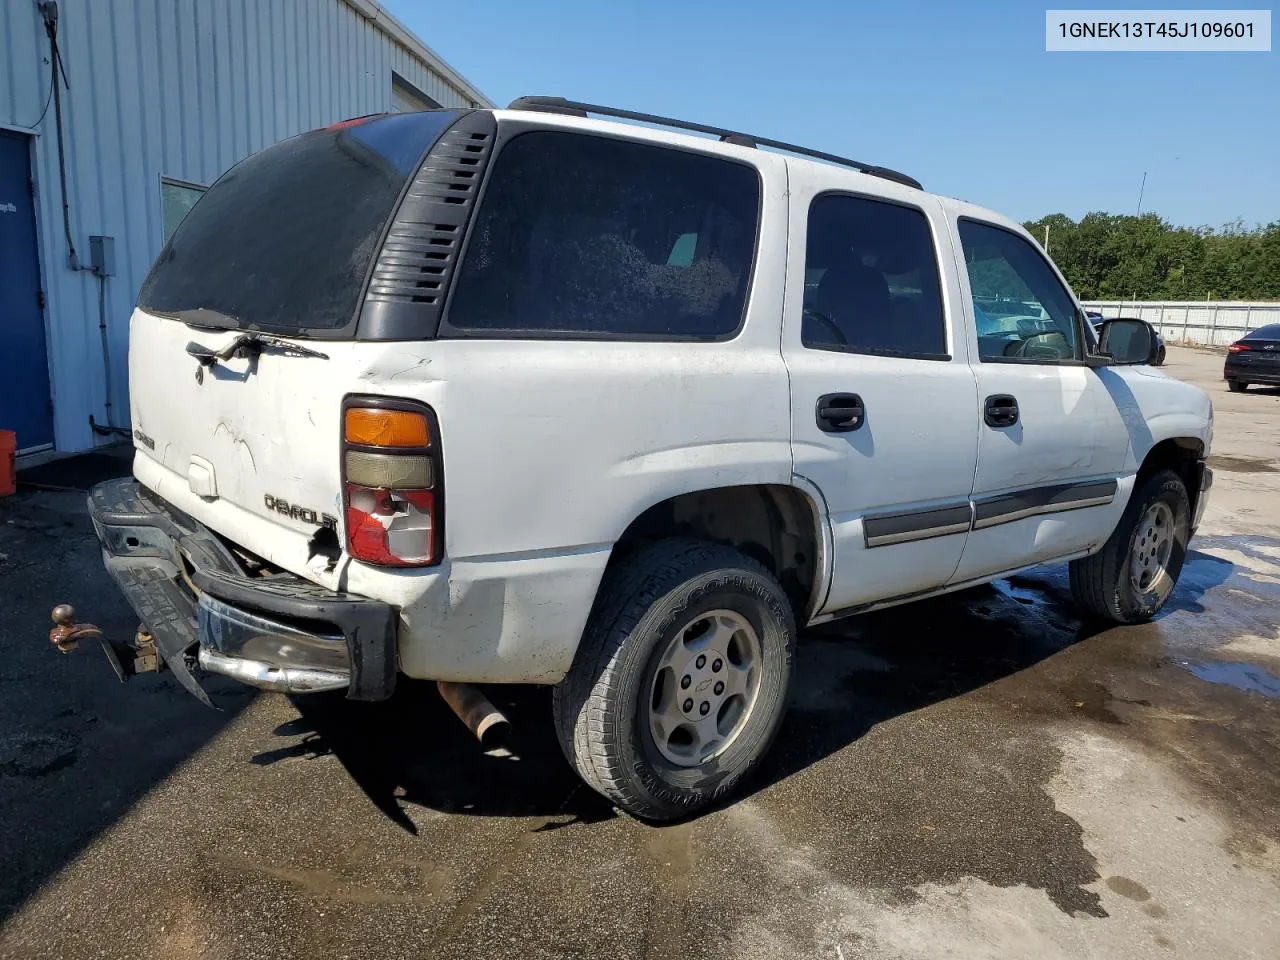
(1, 346), (1278, 960)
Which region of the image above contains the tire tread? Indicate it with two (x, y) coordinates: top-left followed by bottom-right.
(1069, 469), (1189, 624)
(552, 539), (789, 818)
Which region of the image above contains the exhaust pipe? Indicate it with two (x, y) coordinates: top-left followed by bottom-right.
(437, 680), (510, 749)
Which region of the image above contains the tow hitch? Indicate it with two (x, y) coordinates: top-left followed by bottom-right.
(49, 603), (165, 681)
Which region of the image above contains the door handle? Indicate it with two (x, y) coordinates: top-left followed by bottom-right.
(816, 393), (865, 432)
(984, 394), (1019, 427)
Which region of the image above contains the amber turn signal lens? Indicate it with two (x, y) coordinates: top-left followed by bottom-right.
(344, 408), (430, 447)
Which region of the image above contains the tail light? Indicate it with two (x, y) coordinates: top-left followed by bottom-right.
(1227, 343), (1249, 353)
(342, 399), (442, 567)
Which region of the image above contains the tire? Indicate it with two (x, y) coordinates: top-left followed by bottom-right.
(553, 539), (795, 821)
(1155, 346), (1166, 366)
(1069, 469), (1190, 624)
(1227, 380), (1248, 393)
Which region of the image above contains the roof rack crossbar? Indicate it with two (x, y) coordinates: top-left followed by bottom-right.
(506, 96), (922, 190)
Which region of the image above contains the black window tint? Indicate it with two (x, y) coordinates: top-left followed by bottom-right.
(444, 132), (760, 339)
(959, 219), (1081, 363)
(138, 111), (459, 334)
(802, 195), (947, 358)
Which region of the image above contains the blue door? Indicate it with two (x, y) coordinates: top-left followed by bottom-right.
(0, 130), (54, 452)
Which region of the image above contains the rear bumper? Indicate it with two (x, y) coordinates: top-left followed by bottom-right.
(1224, 358), (1280, 383)
(88, 478), (397, 702)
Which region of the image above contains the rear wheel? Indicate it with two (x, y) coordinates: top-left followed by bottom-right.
(1227, 379), (1248, 393)
(1069, 469), (1190, 624)
(553, 540), (795, 820)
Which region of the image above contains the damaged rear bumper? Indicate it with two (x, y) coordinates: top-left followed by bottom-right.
(87, 478), (398, 704)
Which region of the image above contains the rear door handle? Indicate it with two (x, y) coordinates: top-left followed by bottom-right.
(816, 393), (865, 432)
(984, 394), (1019, 427)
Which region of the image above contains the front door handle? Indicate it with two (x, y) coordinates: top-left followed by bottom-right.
(984, 394), (1019, 427)
(816, 393), (865, 432)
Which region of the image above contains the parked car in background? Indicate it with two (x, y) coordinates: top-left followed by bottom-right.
(1088, 312), (1166, 365)
(1224, 322), (1280, 392)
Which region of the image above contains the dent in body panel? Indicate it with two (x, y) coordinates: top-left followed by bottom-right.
(1099, 365), (1213, 470)
(949, 475), (1136, 584)
(610, 440), (794, 479)
(132, 453), (341, 591)
(357, 350), (436, 383)
(394, 548), (611, 684)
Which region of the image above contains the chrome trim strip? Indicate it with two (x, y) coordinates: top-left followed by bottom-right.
(971, 479), (1118, 531)
(972, 494), (1116, 529)
(865, 519), (972, 548)
(860, 479), (1120, 547)
(862, 501), (974, 549)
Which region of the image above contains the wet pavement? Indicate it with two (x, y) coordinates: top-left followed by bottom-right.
(2, 347), (1279, 959)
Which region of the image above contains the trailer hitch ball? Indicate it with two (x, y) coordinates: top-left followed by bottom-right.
(49, 604), (104, 654)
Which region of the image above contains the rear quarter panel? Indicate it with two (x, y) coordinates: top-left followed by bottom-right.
(366, 144), (795, 682)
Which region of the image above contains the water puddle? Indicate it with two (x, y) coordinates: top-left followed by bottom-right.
(992, 579), (1045, 607)
(1179, 660), (1280, 698)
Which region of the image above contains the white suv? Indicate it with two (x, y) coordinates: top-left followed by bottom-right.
(79, 98), (1213, 820)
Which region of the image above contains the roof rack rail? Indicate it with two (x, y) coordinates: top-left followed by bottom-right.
(506, 96), (922, 190)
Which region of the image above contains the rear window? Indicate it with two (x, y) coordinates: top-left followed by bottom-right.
(443, 131), (760, 339)
(137, 111), (459, 335)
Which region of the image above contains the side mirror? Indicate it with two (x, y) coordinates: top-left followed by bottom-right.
(1098, 318), (1159, 365)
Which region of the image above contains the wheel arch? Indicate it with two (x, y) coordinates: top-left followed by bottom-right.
(1136, 436), (1204, 517)
(605, 482), (831, 624)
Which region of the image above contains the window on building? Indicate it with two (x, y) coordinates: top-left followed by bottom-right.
(391, 74), (440, 113)
(444, 131), (761, 340)
(161, 178), (206, 242)
(802, 194), (948, 358)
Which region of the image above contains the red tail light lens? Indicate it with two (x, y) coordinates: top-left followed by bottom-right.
(342, 400), (441, 567)
(345, 487), (436, 566)
(1227, 343), (1249, 353)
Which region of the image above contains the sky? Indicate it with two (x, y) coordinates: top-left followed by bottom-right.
(389, 0), (1278, 230)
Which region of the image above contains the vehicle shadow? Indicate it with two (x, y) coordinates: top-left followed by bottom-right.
(268, 549), (1236, 829)
(268, 681), (617, 831)
(755, 547), (1236, 796)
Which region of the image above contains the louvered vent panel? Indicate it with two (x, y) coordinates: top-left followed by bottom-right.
(363, 117), (495, 315)
(363, 112), (496, 343)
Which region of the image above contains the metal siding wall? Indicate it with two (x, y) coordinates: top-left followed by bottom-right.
(0, 0), (480, 454)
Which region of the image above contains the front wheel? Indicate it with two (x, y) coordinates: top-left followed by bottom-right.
(553, 540), (795, 820)
(1069, 469), (1190, 623)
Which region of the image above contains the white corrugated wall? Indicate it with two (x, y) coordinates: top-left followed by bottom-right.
(0, 0), (486, 454)
(1083, 301), (1280, 347)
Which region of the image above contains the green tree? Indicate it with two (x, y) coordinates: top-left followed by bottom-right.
(1022, 213), (1280, 302)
